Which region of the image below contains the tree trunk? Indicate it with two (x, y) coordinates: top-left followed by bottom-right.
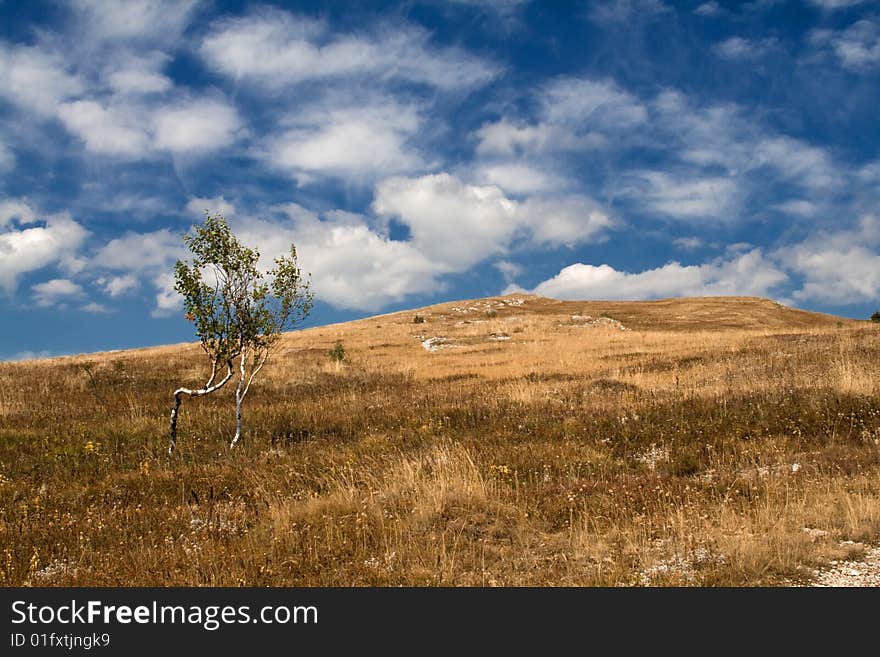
(230, 350), (247, 448)
(168, 360), (233, 456)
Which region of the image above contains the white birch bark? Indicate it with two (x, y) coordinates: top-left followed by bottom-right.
(168, 358), (234, 456)
(230, 348), (247, 448)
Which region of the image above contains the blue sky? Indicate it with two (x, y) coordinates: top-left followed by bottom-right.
(1, 0), (879, 360)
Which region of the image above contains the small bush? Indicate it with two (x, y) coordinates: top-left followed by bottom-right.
(669, 449), (701, 477)
(413, 315), (425, 324)
(871, 311), (880, 323)
(328, 341), (347, 363)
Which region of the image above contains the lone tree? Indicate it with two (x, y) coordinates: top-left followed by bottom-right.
(168, 212), (313, 455)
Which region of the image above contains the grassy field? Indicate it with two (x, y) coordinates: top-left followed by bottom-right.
(2, 294), (880, 586)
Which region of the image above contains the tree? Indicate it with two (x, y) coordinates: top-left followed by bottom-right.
(871, 311), (880, 323)
(168, 213), (313, 455)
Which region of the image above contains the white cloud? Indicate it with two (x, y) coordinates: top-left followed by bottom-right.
(624, 171), (740, 221)
(267, 103), (424, 182)
(588, 0), (670, 23)
(754, 137), (838, 190)
(0, 44), (83, 115)
(518, 249), (787, 301)
(519, 197), (613, 246)
(92, 230), (186, 316)
(233, 205), (442, 312)
(373, 174), (519, 269)
(153, 98), (241, 154)
(694, 2), (724, 16)
(811, 19), (880, 71)
(541, 78), (647, 131)
(776, 216), (880, 304)
(107, 68), (172, 95)
(673, 237), (704, 251)
(31, 278), (84, 306)
(93, 228), (183, 271)
(474, 163), (561, 194)
(771, 200), (818, 217)
(475, 120), (568, 157)
(476, 78), (646, 157)
(808, 0), (871, 9)
(0, 200), (36, 226)
(57, 100), (150, 156)
(81, 302), (111, 313)
(0, 202), (89, 293)
(101, 274), (139, 297)
(714, 37), (778, 60)
(186, 196), (236, 218)
(199, 9), (498, 90)
(151, 272), (182, 317)
(494, 260), (523, 283)
(66, 0), (200, 44)
(374, 173), (613, 268)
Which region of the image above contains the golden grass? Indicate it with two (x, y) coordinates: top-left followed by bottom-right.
(1, 294), (878, 586)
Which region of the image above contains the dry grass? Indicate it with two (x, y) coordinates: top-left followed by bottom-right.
(1, 294), (879, 586)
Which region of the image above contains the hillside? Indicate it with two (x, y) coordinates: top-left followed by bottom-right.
(338, 293), (851, 332)
(1, 294), (879, 587)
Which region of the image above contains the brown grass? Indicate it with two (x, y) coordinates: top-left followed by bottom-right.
(1, 294), (879, 586)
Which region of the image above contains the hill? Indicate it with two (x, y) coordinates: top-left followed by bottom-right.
(1, 294), (878, 587)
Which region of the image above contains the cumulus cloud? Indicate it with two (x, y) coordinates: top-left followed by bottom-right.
(810, 19), (880, 71)
(373, 174), (519, 269)
(515, 249), (787, 301)
(776, 216), (880, 304)
(233, 206), (441, 312)
(519, 197), (613, 246)
(267, 102), (424, 182)
(475, 120), (568, 157)
(153, 98), (241, 154)
(374, 173), (613, 270)
(107, 69), (172, 94)
(0, 44), (83, 115)
(92, 204), (444, 314)
(100, 274), (139, 297)
(91, 229), (187, 316)
(93, 228), (184, 272)
(474, 163), (562, 195)
(31, 278), (84, 307)
(57, 100), (150, 156)
(199, 9), (498, 90)
(0, 201), (89, 293)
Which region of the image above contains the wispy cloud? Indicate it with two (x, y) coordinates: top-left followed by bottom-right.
(199, 9), (499, 90)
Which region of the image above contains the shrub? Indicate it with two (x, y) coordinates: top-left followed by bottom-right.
(413, 315), (425, 324)
(328, 341), (347, 363)
(669, 449), (701, 477)
(871, 311), (880, 323)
